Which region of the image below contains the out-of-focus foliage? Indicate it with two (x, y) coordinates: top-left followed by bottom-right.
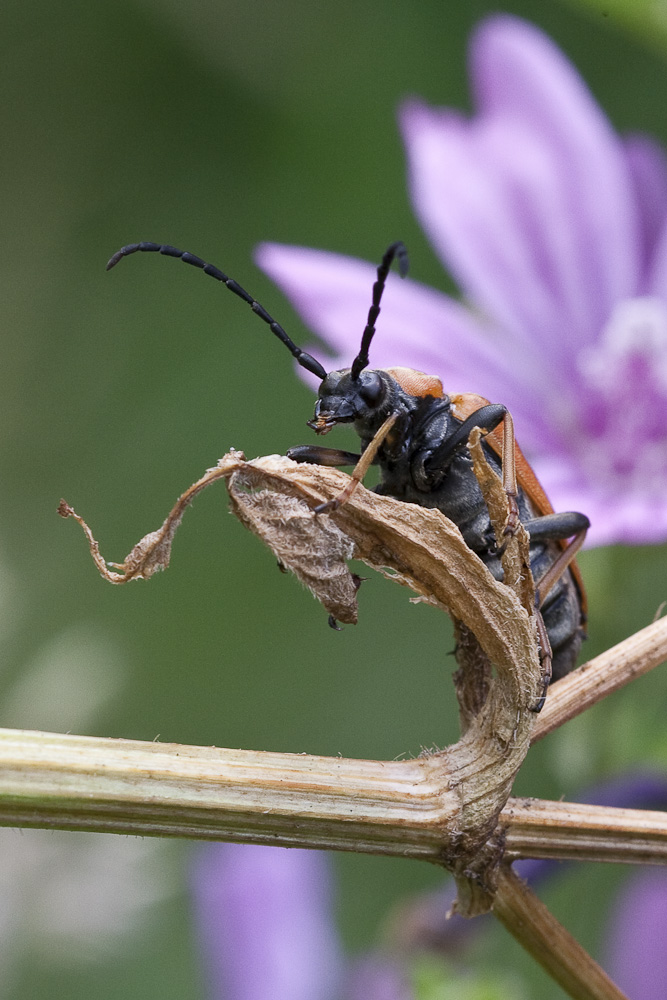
(0, 0), (665, 998)
(565, 0), (667, 56)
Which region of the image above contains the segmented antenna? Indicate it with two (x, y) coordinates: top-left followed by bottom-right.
(350, 241), (408, 380)
(106, 242), (328, 381)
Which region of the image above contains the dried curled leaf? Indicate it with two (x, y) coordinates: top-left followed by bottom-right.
(57, 451), (246, 583)
(227, 479), (359, 625)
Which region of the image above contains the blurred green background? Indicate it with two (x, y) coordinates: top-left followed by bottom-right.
(1, 0), (666, 996)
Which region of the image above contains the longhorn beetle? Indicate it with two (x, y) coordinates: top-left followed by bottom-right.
(107, 241), (589, 706)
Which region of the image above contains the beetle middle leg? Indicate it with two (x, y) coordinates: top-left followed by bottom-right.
(424, 403), (520, 536)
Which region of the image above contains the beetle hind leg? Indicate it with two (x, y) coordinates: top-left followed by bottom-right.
(527, 512), (589, 707)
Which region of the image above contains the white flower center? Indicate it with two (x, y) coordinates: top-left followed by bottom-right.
(574, 297), (667, 494)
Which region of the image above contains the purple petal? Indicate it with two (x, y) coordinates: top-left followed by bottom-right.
(400, 101), (569, 350)
(579, 772), (667, 812)
(191, 844), (342, 1000)
(473, 16), (641, 318)
(645, 199), (667, 302)
(401, 16), (639, 359)
(604, 867), (667, 998)
(530, 453), (667, 547)
(537, 291), (667, 544)
(624, 134), (667, 289)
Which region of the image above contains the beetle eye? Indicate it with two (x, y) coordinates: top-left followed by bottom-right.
(359, 372), (384, 406)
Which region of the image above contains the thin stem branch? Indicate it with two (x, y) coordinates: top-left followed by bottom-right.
(501, 798), (667, 864)
(494, 866), (628, 1000)
(533, 615), (667, 742)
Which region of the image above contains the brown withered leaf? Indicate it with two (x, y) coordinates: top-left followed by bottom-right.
(227, 483), (359, 625)
(57, 450), (247, 583)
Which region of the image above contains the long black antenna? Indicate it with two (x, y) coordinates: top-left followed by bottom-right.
(106, 242), (328, 380)
(350, 241), (408, 380)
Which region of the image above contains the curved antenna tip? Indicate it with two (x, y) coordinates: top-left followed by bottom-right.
(350, 241), (409, 379)
(396, 242), (409, 278)
(103, 241), (327, 379)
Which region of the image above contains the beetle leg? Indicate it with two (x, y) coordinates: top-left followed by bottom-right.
(522, 513), (589, 708)
(424, 403), (507, 475)
(533, 523), (589, 608)
(314, 411), (400, 514)
(522, 511), (590, 543)
(287, 446), (362, 467)
(424, 403), (520, 533)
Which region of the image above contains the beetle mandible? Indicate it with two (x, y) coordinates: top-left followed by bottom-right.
(107, 240), (589, 700)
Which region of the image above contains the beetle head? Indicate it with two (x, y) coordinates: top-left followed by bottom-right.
(308, 368), (394, 435)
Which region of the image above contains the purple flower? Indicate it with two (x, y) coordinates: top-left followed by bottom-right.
(191, 843), (412, 1000)
(191, 844), (343, 1000)
(604, 867), (667, 999)
(257, 15), (667, 547)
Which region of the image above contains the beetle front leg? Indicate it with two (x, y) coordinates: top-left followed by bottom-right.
(423, 403), (508, 475)
(287, 445), (361, 467)
(313, 411), (400, 514)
